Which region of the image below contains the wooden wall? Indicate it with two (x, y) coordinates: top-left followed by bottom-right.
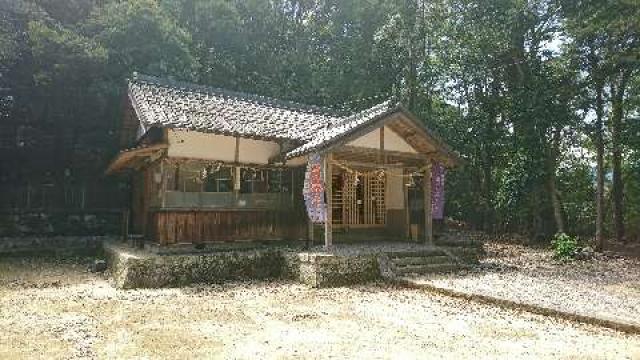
(347, 126), (417, 153)
(149, 209), (307, 245)
(385, 209), (407, 236)
(166, 130), (281, 164)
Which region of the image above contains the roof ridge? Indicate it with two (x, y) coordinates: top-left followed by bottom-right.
(331, 99), (397, 128)
(130, 72), (341, 117)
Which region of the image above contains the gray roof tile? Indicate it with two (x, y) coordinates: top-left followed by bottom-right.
(128, 73), (397, 159)
(285, 100), (396, 159)
(129, 74), (347, 142)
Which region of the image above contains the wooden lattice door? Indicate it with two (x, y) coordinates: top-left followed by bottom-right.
(366, 173), (386, 225)
(333, 170), (386, 226)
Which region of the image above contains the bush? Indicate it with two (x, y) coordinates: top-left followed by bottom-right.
(551, 233), (579, 260)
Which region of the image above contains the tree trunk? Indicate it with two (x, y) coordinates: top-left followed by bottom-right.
(482, 81), (500, 233)
(594, 80), (606, 251)
(402, 0), (419, 112)
(610, 70), (629, 243)
(549, 177), (565, 234)
(548, 127), (565, 234)
(481, 156), (494, 232)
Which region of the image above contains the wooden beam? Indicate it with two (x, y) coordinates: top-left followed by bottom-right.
(315, 111), (400, 156)
(423, 162), (433, 245)
(160, 160), (167, 208)
(337, 145), (431, 162)
(334, 152), (426, 169)
(390, 111), (461, 167)
(404, 170), (411, 240)
(332, 160), (406, 170)
(324, 153), (333, 249)
(164, 156), (301, 169)
(105, 144), (168, 174)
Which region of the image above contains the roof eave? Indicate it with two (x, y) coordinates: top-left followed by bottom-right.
(284, 106), (402, 160)
(284, 105), (463, 167)
(105, 144), (168, 175)
(159, 125), (305, 145)
(394, 105), (463, 167)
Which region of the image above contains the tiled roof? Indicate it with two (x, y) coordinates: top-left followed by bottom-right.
(285, 100), (397, 159)
(127, 73), (403, 161)
(128, 74), (346, 142)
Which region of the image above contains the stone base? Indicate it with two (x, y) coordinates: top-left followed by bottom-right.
(0, 236), (113, 256)
(104, 242), (296, 289)
(297, 253), (379, 287)
(105, 242), (383, 289)
(104, 240), (479, 289)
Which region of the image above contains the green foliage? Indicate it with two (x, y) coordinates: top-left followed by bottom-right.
(0, 20), (18, 69)
(27, 20), (107, 86)
(551, 233), (579, 260)
(557, 161), (596, 236)
(84, 0), (198, 80)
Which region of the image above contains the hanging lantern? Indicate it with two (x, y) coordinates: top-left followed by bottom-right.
(406, 174), (416, 187)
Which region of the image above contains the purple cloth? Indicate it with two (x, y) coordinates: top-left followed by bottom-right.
(431, 162), (446, 219)
(303, 154), (326, 223)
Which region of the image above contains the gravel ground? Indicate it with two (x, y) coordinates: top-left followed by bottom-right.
(410, 242), (640, 328)
(1, 257), (639, 359)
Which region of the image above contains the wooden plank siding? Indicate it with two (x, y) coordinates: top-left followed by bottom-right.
(150, 209), (307, 245)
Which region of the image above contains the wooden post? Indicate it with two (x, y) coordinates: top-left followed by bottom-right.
(404, 169), (411, 240)
(308, 220), (314, 246)
(324, 153), (333, 249)
(122, 208), (129, 243)
(160, 160), (167, 208)
(234, 137), (241, 199)
(423, 162), (433, 245)
(380, 126), (386, 165)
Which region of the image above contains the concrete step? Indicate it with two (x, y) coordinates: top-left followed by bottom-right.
(440, 246), (485, 263)
(392, 255), (452, 266)
(388, 249), (447, 258)
(435, 239), (483, 248)
(443, 246), (484, 254)
(393, 263), (461, 275)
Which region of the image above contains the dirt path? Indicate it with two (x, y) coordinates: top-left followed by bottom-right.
(410, 242), (640, 328)
(0, 257), (639, 359)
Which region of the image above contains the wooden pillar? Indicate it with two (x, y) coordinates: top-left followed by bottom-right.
(233, 136), (241, 198)
(404, 169), (411, 240)
(324, 153), (333, 249)
(423, 162), (433, 245)
(233, 167), (241, 193)
(308, 220), (315, 246)
(160, 159), (167, 208)
(121, 208), (129, 242)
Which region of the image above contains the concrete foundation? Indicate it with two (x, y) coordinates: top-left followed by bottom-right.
(104, 239), (483, 289)
(297, 252), (380, 287)
(1, 235), (114, 256)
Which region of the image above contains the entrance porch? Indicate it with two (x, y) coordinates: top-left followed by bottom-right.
(312, 143), (437, 249)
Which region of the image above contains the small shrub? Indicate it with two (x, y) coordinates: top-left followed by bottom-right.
(551, 233), (579, 260)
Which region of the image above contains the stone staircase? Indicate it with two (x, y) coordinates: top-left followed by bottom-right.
(434, 230), (486, 264)
(378, 230), (486, 278)
(383, 248), (463, 276)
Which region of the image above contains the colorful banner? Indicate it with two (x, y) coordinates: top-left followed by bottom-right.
(303, 154), (326, 224)
(431, 162), (446, 220)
